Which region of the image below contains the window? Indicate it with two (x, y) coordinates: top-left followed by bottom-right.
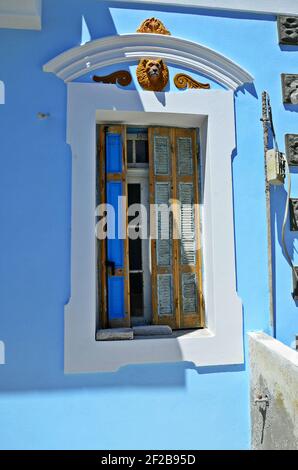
(127, 129), (149, 166)
(97, 125), (204, 334)
(64, 85), (243, 372)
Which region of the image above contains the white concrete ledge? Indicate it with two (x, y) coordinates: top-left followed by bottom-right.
(107, 1), (298, 16)
(249, 332), (298, 366)
(0, 0), (41, 30)
(249, 332), (298, 449)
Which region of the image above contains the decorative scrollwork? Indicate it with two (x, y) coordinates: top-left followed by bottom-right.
(174, 73), (211, 90)
(92, 71), (132, 87)
(137, 17), (171, 35)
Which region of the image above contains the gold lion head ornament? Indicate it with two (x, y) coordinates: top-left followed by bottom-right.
(136, 58), (169, 92)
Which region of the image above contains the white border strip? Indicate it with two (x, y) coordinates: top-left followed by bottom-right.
(0, 341), (5, 365)
(43, 33), (253, 90)
(107, 0), (298, 16)
(0, 81), (4, 105)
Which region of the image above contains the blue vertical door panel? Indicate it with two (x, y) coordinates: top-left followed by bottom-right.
(106, 130), (126, 321)
(108, 277), (125, 320)
(106, 133), (122, 173)
(106, 181), (124, 268)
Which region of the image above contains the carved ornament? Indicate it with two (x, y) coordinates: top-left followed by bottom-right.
(136, 58), (169, 92)
(93, 71), (132, 87)
(174, 73), (211, 90)
(137, 17), (171, 35)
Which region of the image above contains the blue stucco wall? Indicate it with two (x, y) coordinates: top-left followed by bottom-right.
(0, 0), (297, 450)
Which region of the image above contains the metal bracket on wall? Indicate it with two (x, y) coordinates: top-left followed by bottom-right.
(254, 394), (270, 407)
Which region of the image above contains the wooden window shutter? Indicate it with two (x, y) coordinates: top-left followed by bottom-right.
(98, 125), (130, 328)
(175, 128), (204, 328)
(149, 128), (177, 329)
(149, 127), (204, 329)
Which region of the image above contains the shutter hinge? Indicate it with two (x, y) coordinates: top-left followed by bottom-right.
(201, 292), (205, 310)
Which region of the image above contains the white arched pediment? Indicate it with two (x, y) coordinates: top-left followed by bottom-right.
(43, 33), (253, 91)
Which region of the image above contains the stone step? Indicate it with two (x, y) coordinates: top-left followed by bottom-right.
(133, 325), (173, 336)
(96, 328), (133, 341)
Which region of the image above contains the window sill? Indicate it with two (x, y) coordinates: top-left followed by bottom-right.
(119, 327), (213, 341)
(65, 324), (243, 373)
(96, 327), (209, 341)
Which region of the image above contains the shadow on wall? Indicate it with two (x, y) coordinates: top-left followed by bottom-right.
(279, 45), (298, 53)
(235, 82), (258, 99)
(0, 355), (245, 393)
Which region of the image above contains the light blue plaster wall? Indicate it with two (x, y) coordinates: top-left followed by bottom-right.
(0, 0), (297, 450)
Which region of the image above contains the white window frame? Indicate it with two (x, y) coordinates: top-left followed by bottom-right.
(0, 0), (42, 30)
(65, 83), (243, 373)
(0, 341), (4, 365)
(0, 80), (4, 105)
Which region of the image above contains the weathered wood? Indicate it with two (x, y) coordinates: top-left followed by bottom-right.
(149, 127), (177, 329)
(175, 128), (204, 329)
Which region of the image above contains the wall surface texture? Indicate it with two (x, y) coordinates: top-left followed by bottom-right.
(0, 0), (298, 449)
(250, 333), (298, 450)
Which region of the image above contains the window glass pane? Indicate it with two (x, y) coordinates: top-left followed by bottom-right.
(129, 238), (142, 270)
(128, 184), (140, 223)
(128, 184), (140, 206)
(127, 140), (133, 163)
(136, 140), (148, 163)
(130, 273), (143, 317)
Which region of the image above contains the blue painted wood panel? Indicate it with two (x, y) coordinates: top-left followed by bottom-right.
(106, 181), (124, 268)
(106, 133), (122, 173)
(106, 130), (126, 321)
(108, 277), (125, 320)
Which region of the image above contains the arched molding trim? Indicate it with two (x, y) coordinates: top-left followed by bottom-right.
(43, 33), (253, 91)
